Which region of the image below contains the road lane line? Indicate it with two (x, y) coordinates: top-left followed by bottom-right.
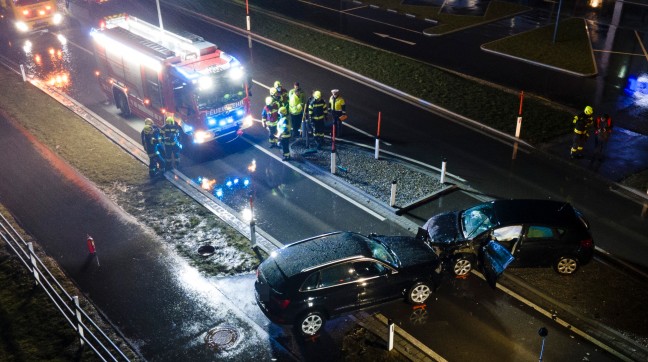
(634, 30), (648, 62)
(242, 138), (387, 221)
(297, 0), (424, 35)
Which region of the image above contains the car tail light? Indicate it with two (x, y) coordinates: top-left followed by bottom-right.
(580, 239), (593, 248)
(272, 296), (290, 310)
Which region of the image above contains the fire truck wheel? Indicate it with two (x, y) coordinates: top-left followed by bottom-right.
(115, 92), (131, 117)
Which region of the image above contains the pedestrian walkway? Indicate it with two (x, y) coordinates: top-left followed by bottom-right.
(0, 113), (294, 361)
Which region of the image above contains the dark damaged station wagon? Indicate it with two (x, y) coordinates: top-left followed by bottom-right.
(419, 199), (594, 276)
(254, 231), (512, 336)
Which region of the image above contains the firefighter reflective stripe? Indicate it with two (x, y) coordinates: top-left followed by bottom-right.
(574, 129), (585, 135)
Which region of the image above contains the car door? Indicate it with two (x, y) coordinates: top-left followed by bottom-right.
(313, 262), (361, 315)
(353, 260), (400, 307)
(516, 225), (562, 267)
(481, 240), (514, 288)
(491, 225), (523, 266)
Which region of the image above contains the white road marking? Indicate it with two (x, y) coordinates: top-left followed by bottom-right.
(373, 32), (416, 46)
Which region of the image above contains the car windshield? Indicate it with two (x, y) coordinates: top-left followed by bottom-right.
(461, 203), (496, 239)
(195, 73), (246, 110)
(364, 237), (397, 267)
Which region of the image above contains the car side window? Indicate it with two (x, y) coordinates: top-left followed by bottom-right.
(526, 226), (555, 239)
(300, 271), (320, 291)
(492, 225), (523, 250)
(353, 261), (387, 278)
(318, 263), (359, 288)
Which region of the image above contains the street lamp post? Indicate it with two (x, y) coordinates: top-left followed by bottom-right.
(155, 0), (164, 31)
(552, 0), (563, 43)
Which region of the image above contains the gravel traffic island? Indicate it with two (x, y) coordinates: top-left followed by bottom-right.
(290, 138), (445, 209)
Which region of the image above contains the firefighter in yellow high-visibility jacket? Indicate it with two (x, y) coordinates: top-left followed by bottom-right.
(329, 89), (347, 137)
(570, 106), (594, 159)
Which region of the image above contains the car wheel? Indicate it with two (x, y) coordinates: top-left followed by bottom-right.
(452, 255), (473, 276)
(407, 281), (433, 305)
(296, 311), (326, 337)
(554, 256), (580, 275)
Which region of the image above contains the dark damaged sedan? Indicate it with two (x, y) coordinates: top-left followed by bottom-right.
(255, 231), (512, 337)
(255, 232), (441, 336)
(419, 199), (594, 276)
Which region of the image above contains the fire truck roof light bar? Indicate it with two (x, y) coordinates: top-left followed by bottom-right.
(120, 15), (203, 62)
(90, 30), (162, 72)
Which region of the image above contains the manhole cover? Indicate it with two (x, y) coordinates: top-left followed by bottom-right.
(197, 245), (215, 257)
(205, 326), (239, 351)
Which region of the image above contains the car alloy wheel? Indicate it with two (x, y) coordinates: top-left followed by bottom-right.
(453, 257), (472, 276)
(554, 256), (579, 275)
(407, 281), (432, 304)
(297, 312), (325, 337)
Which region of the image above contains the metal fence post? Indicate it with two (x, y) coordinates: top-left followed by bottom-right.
(73, 296), (85, 347)
(27, 242), (39, 286)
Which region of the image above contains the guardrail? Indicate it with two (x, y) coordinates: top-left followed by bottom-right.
(0, 212), (132, 361)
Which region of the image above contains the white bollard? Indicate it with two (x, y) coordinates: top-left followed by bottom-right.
(515, 116), (522, 138)
(73, 296), (85, 346)
(20, 64), (26, 82)
(250, 220), (257, 248)
(388, 319), (395, 351)
(27, 242), (39, 285)
(331, 151), (337, 174)
(390, 181), (397, 207)
(374, 137), (380, 159)
(440, 158), (447, 184)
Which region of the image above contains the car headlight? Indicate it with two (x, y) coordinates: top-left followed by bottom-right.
(194, 130), (211, 144)
(15, 21), (29, 32)
(229, 67), (244, 81)
(243, 115), (253, 128)
(52, 13), (63, 25)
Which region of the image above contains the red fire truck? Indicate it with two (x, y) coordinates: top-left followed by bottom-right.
(90, 14), (252, 145)
(0, 0), (63, 33)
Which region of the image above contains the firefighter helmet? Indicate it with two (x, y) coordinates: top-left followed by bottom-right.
(144, 118), (154, 126)
(331, 89), (339, 96)
(279, 106), (287, 115)
(265, 97), (273, 106)
(584, 106), (593, 115)
(274, 80), (281, 88)
(143, 125), (153, 134)
(165, 116), (175, 125)
(269, 88), (277, 96)
(313, 90), (321, 99)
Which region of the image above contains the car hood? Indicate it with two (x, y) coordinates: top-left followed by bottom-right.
(372, 235), (439, 268)
(423, 211), (463, 245)
(481, 240), (514, 289)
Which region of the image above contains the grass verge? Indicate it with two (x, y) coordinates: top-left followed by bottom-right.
(189, 0), (578, 144)
(482, 18), (596, 75)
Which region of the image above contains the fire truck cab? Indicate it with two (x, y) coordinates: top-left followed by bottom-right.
(91, 14), (252, 145)
(0, 0), (63, 33)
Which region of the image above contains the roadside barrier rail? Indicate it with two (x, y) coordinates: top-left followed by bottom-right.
(0, 212), (132, 361)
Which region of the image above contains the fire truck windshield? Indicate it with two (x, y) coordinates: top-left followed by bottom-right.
(195, 74), (246, 110)
(14, 0), (50, 5)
